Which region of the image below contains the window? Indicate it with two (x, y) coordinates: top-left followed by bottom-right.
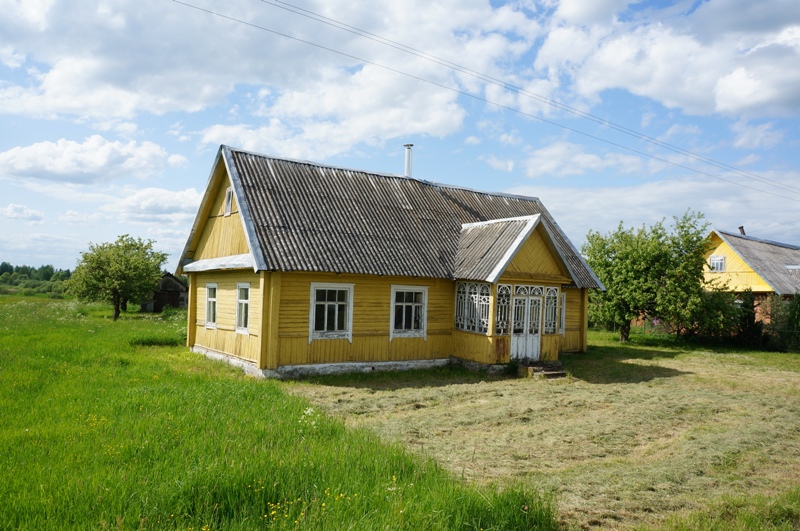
(205, 283), (217, 328)
(495, 284), (512, 335)
(544, 287), (559, 334)
(224, 187), (233, 216)
(455, 282), (490, 334)
(309, 283), (354, 342)
(236, 283), (249, 333)
(390, 286), (427, 340)
(559, 292), (567, 335)
(709, 255), (725, 272)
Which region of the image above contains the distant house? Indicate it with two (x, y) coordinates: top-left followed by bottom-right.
(140, 272), (188, 312)
(704, 229), (800, 305)
(177, 145), (603, 378)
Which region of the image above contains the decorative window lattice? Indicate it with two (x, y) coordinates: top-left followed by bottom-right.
(544, 287), (559, 334)
(455, 282), (491, 334)
(495, 284), (512, 335)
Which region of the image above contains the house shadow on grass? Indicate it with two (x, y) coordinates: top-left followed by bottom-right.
(561, 344), (693, 384)
(296, 364), (514, 391)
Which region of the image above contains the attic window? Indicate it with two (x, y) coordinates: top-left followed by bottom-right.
(709, 255), (725, 272)
(224, 187), (233, 216)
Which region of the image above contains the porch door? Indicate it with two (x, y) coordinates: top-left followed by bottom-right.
(511, 295), (542, 361)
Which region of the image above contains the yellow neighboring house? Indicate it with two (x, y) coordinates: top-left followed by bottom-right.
(705, 229), (800, 302)
(177, 145), (604, 378)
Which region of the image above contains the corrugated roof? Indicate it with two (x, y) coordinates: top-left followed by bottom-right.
(715, 229), (800, 295)
(455, 217), (534, 282)
(183, 145), (603, 289)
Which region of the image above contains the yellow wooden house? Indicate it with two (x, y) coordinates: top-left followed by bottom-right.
(704, 229), (800, 302)
(177, 146), (603, 377)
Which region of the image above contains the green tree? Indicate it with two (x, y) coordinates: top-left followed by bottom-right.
(583, 222), (667, 341)
(0, 262), (12, 275)
(583, 211), (710, 341)
(68, 235), (167, 320)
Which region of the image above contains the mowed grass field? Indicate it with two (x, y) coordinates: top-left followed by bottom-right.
(288, 332), (800, 530)
(0, 296), (556, 530)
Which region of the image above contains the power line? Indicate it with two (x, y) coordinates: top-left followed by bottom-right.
(170, 0), (800, 204)
(261, 0), (800, 197)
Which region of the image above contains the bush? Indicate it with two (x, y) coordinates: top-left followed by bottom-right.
(761, 294), (800, 352)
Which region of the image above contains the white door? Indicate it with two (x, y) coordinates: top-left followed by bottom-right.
(511, 295), (542, 361)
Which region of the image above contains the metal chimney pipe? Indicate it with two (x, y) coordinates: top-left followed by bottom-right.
(739, 226), (746, 235)
(404, 144), (413, 177)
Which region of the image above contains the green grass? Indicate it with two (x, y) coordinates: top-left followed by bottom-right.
(0, 296), (557, 530)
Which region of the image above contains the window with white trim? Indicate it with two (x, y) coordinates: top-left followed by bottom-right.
(455, 282), (490, 334)
(709, 255), (725, 272)
(390, 286), (427, 340)
(544, 287), (559, 334)
(224, 187), (233, 216)
(205, 283), (217, 328)
(236, 283), (250, 333)
(559, 292), (567, 335)
(495, 284), (512, 335)
(310, 283), (354, 342)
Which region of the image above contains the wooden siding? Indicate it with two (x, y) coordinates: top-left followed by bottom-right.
(501, 225), (572, 283)
(562, 287), (587, 352)
(191, 270), (262, 362)
(193, 178), (251, 260)
(705, 235), (772, 292)
(275, 272), (454, 367)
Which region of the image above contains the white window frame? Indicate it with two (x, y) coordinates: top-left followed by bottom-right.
(235, 282), (250, 334)
(309, 283), (354, 343)
(205, 283), (217, 328)
(389, 285), (428, 341)
(224, 187), (233, 217)
(454, 282), (491, 335)
(559, 292), (567, 335)
(495, 284), (512, 335)
(709, 255), (725, 272)
(544, 287), (559, 335)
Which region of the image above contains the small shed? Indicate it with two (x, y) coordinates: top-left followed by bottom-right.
(140, 272), (188, 313)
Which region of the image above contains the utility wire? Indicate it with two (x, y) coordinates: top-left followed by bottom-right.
(262, 0), (800, 197)
(170, 0), (800, 204)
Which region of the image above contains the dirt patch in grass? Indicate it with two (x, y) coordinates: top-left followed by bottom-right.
(286, 343), (800, 530)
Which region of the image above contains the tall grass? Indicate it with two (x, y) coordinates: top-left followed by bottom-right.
(0, 296), (557, 530)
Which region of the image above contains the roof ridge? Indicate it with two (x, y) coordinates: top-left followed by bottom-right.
(225, 144), (541, 203)
(715, 228), (800, 250)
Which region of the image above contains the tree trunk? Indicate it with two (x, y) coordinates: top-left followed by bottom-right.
(121, 298), (128, 312)
(112, 291), (121, 321)
(619, 321), (631, 342)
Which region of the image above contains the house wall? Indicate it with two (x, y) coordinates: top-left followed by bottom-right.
(190, 269), (262, 363)
(272, 272), (454, 368)
(704, 235), (772, 293)
(562, 287), (588, 353)
(193, 178), (250, 260)
(501, 224), (572, 284)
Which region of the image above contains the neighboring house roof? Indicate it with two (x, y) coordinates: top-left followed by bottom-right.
(713, 229), (800, 295)
(180, 145), (603, 289)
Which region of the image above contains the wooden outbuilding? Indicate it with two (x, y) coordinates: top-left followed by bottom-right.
(177, 145), (603, 377)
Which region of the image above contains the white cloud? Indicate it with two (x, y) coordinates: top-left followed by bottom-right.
(0, 203), (45, 224)
(554, 0), (637, 26)
(481, 155), (515, 172)
(465, 136), (481, 145)
(534, 3), (800, 118)
(524, 141), (643, 178)
(0, 136), (175, 183)
(731, 121), (783, 149)
(99, 187), (202, 224)
(508, 171), (800, 249)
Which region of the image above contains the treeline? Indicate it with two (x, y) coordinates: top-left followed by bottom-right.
(0, 261), (72, 297)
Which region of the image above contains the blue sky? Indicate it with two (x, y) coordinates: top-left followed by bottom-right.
(1, 0), (799, 271)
